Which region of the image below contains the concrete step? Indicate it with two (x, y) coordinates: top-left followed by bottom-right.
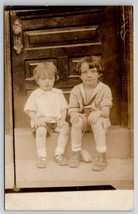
(15, 158), (134, 190)
(14, 126), (132, 160)
(5, 126), (134, 190)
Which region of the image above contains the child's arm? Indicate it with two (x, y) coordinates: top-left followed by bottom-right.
(88, 86), (112, 125)
(100, 106), (110, 118)
(88, 107), (110, 125)
(57, 108), (68, 128)
(26, 110), (46, 128)
(60, 108), (67, 121)
(69, 86), (84, 124)
(70, 111), (85, 124)
(26, 110), (37, 121)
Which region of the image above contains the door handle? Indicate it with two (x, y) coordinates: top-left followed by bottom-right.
(12, 19), (23, 54)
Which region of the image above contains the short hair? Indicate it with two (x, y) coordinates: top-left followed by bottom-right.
(76, 56), (104, 75)
(33, 62), (59, 82)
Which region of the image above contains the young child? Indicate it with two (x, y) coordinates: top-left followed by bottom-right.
(24, 62), (69, 168)
(68, 56), (113, 171)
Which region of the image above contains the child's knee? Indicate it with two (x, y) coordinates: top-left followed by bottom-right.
(60, 124), (70, 135)
(36, 127), (47, 137)
(72, 119), (84, 130)
(91, 118), (103, 129)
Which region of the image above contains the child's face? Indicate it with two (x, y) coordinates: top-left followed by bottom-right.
(80, 62), (101, 87)
(36, 69), (55, 91)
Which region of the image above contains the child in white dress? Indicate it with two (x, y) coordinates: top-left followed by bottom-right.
(24, 62), (69, 168)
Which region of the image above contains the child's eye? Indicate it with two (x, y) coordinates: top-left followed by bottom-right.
(90, 67), (98, 73)
(81, 71), (87, 74)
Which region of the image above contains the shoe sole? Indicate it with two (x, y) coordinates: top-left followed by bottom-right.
(92, 164), (107, 171)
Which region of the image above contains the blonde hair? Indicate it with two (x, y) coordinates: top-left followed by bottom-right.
(33, 62), (59, 82)
(77, 56), (104, 75)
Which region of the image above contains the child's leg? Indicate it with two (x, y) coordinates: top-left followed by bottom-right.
(71, 117), (85, 152)
(36, 127), (47, 158)
(68, 117), (85, 168)
(55, 125), (70, 156)
(91, 118), (108, 171)
(91, 118), (107, 153)
(54, 125), (70, 166)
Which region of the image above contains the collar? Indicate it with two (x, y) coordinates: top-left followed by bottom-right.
(34, 88), (61, 96)
(79, 81), (104, 103)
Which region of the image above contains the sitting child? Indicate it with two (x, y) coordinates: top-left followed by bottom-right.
(68, 56), (113, 171)
(24, 62), (69, 168)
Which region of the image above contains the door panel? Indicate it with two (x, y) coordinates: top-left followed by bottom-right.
(24, 26), (99, 47)
(10, 6), (120, 128)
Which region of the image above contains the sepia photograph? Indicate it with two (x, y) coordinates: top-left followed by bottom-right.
(4, 5), (134, 210)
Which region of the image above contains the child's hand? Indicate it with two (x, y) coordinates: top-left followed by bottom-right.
(57, 119), (68, 128)
(70, 112), (84, 124)
(33, 118), (46, 128)
(88, 110), (101, 125)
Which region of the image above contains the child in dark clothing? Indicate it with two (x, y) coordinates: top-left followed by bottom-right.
(68, 56), (113, 171)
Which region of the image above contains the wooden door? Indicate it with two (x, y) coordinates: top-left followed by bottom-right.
(10, 6), (121, 128)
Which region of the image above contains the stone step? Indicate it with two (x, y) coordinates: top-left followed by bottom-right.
(14, 126), (132, 160)
(13, 158), (134, 190)
(5, 126), (134, 190)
